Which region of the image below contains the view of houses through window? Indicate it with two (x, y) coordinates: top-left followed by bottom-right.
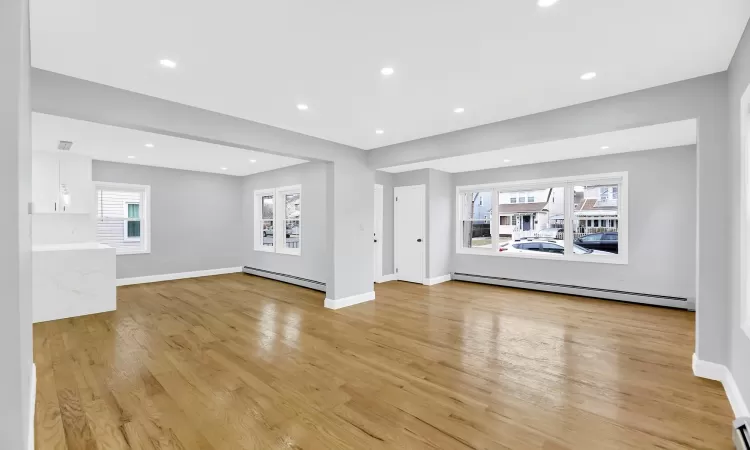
(255, 185), (302, 255)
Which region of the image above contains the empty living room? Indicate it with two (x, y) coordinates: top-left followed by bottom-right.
(3, 0), (750, 449)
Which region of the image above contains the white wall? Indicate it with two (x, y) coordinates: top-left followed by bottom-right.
(0, 0), (33, 447)
(241, 162), (328, 284)
(452, 146), (697, 299)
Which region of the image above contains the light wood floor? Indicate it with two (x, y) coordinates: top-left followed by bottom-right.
(34, 274), (734, 449)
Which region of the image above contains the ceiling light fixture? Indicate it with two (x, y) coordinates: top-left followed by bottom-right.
(127, 156), (135, 159)
(145, 143), (154, 148)
(297, 104), (309, 111)
(220, 167), (228, 171)
(381, 67), (394, 76)
(375, 129), (385, 135)
(580, 72), (597, 81)
(537, 0), (559, 7)
(454, 107), (465, 113)
(503, 159), (511, 163)
(249, 159), (256, 163)
(601, 145), (610, 150)
(159, 59), (177, 68)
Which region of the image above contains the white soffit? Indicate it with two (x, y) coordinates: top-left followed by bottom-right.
(31, 113), (307, 176)
(380, 119), (697, 173)
(29, 1), (750, 150)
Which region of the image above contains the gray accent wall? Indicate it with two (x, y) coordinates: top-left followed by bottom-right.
(241, 162), (328, 284)
(0, 0), (32, 447)
(728, 18), (750, 414)
(452, 146), (697, 299)
(93, 161), (244, 279)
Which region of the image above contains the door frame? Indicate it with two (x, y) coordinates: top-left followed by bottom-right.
(374, 184), (384, 283)
(394, 184), (426, 284)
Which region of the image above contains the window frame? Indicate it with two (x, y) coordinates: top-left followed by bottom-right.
(122, 201), (142, 242)
(94, 181), (151, 255)
(254, 185), (302, 256)
(457, 189), (497, 253)
(456, 172), (628, 265)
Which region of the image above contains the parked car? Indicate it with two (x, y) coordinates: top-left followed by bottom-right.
(537, 227), (564, 239)
(499, 238), (610, 255)
(263, 225), (273, 237)
(574, 232), (618, 254)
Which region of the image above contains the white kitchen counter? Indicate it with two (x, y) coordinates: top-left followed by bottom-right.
(32, 242), (116, 323)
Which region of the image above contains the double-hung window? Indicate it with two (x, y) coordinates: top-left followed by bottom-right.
(95, 182), (150, 255)
(254, 185), (302, 255)
(456, 172), (627, 264)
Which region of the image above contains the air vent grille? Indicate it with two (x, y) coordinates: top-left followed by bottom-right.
(57, 141), (73, 151)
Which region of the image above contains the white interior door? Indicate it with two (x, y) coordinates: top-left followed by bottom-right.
(394, 185), (425, 284)
(374, 185), (383, 282)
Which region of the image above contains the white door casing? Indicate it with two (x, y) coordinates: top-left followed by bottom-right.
(394, 185), (425, 284)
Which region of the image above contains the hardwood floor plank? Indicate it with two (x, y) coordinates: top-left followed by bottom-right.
(35, 274), (734, 450)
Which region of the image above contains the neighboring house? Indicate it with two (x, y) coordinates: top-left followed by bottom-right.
(498, 188), (564, 236)
(96, 189), (142, 252)
(574, 186), (619, 236)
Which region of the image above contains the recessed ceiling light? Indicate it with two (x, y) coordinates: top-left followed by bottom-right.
(381, 67), (394, 76)
(375, 129), (385, 135)
(145, 143), (154, 148)
(601, 145), (610, 150)
(454, 107), (465, 114)
(503, 159), (511, 163)
(297, 104), (309, 111)
(249, 159), (256, 163)
(127, 156), (135, 159)
(220, 167), (228, 171)
(159, 59), (177, 69)
(580, 72), (597, 81)
(537, 0), (559, 7)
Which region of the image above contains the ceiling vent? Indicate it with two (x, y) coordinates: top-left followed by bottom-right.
(57, 141), (73, 151)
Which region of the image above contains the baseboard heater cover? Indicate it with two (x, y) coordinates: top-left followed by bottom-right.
(242, 266), (326, 292)
(452, 272), (692, 310)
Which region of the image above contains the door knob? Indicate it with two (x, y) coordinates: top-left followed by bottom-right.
(417, 239), (422, 242)
(374, 239), (378, 243)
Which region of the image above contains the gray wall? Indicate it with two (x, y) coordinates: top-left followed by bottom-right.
(0, 0), (32, 447)
(241, 162), (328, 284)
(93, 161), (243, 279)
(728, 19), (750, 413)
(375, 170), (395, 276)
(369, 72), (729, 369)
(428, 169), (453, 278)
(453, 146), (697, 299)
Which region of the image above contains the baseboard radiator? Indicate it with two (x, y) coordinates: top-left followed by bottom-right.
(736, 418), (750, 450)
(452, 272), (693, 310)
(242, 266), (326, 292)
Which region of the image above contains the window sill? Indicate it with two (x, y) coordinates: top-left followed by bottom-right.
(116, 249), (150, 256)
(456, 248), (627, 265)
(277, 248), (301, 256)
(255, 246), (276, 253)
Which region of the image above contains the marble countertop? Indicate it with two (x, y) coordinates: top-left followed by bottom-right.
(32, 242), (113, 252)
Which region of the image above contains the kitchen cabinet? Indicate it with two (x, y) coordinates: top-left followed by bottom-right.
(32, 151), (93, 214)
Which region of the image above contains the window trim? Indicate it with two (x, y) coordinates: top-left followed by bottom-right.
(95, 181), (151, 255)
(254, 188), (276, 253)
(123, 202), (142, 242)
(456, 172), (628, 265)
(254, 185), (302, 256)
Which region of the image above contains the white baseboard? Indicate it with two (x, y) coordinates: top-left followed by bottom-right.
(376, 274), (397, 283)
(324, 291), (375, 310)
(423, 274), (452, 286)
(117, 267), (243, 286)
(28, 363), (36, 450)
(693, 354), (749, 418)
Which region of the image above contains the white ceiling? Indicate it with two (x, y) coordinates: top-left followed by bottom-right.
(30, 1), (749, 151)
(31, 113), (307, 176)
(380, 119), (696, 173)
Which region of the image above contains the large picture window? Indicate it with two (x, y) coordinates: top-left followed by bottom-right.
(254, 185), (302, 255)
(95, 182), (151, 255)
(456, 172), (627, 264)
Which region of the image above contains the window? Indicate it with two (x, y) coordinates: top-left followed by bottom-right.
(95, 182), (150, 255)
(456, 172), (627, 263)
(459, 190), (493, 250)
(254, 185), (302, 255)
